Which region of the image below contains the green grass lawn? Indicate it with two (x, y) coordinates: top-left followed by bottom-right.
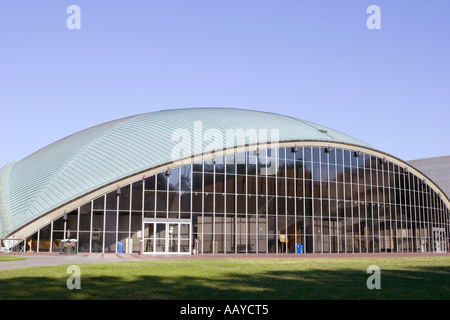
(0, 256), (449, 300)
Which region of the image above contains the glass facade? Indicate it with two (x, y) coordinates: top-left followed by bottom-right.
(22, 145), (450, 254)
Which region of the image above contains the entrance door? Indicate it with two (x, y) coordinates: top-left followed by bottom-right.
(433, 228), (446, 253)
(143, 221), (191, 254)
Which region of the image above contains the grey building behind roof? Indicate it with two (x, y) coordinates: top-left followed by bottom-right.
(408, 155), (450, 199)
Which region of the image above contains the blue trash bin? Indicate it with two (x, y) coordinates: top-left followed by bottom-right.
(296, 243), (302, 254)
(117, 241), (124, 253)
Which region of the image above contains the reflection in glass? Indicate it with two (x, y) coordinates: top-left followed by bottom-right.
(23, 145), (449, 255)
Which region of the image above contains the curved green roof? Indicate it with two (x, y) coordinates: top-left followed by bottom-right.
(0, 108), (373, 237)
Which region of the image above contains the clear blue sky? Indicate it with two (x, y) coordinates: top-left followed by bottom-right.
(1, 0), (449, 168)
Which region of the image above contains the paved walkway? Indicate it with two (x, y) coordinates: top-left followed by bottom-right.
(1, 252), (449, 270)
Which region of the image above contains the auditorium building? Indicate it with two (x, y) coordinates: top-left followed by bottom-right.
(0, 108), (448, 254)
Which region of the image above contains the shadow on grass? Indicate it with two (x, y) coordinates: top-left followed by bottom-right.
(0, 265), (448, 300)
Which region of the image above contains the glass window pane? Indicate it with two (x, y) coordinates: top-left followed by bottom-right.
(79, 202), (91, 231)
(215, 174), (224, 193)
(180, 192), (191, 213)
(144, 176), (155, 191)
(92, 210), (104, 232)
(53, 216), (64, 231)
(93, 196), (104, 210)
(66, 209), (78, 234)
(144, 191), (155, 212)
(168, 167), (180, 191)
(180, 164), (192, 192)
(157, 172), (167, 191)
(225, 154), (235, 174)
(313, 147), (320, 163)
(304, 147), (312, 162)
(38, 224), (52, 252)
(118, 211), (129, 232)
(119, 185), (130, 210)
(132, 181), (143, 211)
(226, 174), (235, 193)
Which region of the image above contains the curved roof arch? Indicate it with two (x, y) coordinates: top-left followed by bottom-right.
(0, 107), (383, 237)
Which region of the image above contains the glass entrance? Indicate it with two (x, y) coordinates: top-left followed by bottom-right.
(433, 228), (446, 253)
(143, 221), (191, 254)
